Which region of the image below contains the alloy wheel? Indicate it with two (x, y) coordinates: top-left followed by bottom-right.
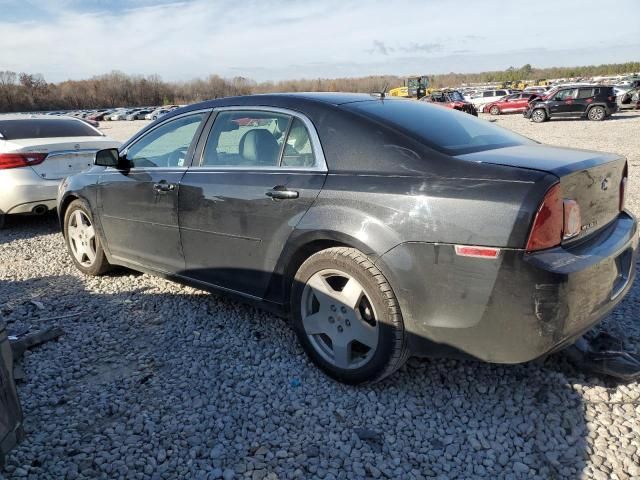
(301, 269), (379, 370)
(67, 210), (97, 267)
(490, 106), (500, 115)
(532, 109), (546, 122)
(589, 107), (605, 121)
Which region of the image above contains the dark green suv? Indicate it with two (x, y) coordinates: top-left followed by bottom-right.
(524, 85), (618, 122)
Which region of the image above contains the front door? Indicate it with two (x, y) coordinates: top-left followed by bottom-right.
(549, 88), (578, 115)
(179, 108), (327, 298)
(98, 111), (209, 273)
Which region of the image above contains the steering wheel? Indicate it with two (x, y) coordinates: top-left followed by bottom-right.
(167, 146), (189, 167)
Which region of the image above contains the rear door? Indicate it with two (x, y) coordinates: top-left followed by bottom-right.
(179, 107), (327, 298)
(575, 87), (595, 114)
(97, 111), (210, 273)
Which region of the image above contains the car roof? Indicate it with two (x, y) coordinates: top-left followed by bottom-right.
(186, 92), (378, 110)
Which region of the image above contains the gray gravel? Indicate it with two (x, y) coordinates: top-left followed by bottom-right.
(1, 113), (640, 479)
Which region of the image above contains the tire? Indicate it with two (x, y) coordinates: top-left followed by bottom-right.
(0, 214), (5, 230)
(291, 247), (409, 384)
(588, 106), (606, 121)
(489, 105), (500, 115)
(531, 108), (547, 123)
(63, 199), (111, 276)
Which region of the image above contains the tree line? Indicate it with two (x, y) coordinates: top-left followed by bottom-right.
(1, 62), (638, 113)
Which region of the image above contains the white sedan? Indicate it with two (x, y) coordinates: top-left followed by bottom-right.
(0, 115), (120, 228)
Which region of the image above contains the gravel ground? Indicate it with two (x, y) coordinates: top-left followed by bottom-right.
(1, 113), (640, 480)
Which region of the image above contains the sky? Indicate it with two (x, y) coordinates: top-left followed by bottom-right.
(1, 0), (639, 83)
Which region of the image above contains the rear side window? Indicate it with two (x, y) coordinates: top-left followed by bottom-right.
(577, 88), (594, 99)
(0, 118), (98, 140)
(495, 90), (507, 96)
(345, 100), (533, 156)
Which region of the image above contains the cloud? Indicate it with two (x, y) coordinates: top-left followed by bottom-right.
(0, 0), (638, 82)
(369, 40), (394, 56)
(399, 43), (442, 54)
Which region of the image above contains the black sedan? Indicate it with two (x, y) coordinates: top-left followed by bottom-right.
(57, 93), (637, 384)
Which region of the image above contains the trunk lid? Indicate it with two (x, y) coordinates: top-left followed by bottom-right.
(5, 137), (120, 180)
(457, 145), (626, 244)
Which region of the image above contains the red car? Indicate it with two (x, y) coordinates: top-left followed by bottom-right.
(483, 92), (540, 115)
(421, 90), (478, 116)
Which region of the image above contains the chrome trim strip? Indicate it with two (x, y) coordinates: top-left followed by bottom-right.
(102, 215), (179, 229)
(179, 225), (260, 242)
(46, 149), (101, 157)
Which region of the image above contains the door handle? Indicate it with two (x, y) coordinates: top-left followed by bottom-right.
(266, 187), (299, 200)
(153, 181), (176, 192)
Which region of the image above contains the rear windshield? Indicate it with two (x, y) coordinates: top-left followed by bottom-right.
(345, 100), (533, 155)
(0, 118), (98, 140)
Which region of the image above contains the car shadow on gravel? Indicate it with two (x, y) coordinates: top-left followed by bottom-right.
(0, 270), (600, 479)
(0, 212), (60, 246)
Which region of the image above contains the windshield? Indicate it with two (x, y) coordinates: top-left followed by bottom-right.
(345, 99), (533, 156)
(448, 91), (464, 101)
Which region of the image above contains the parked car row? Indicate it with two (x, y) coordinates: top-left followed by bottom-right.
(40, 106), (183, 123)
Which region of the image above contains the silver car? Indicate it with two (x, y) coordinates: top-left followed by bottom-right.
(0, 115), (120, 228)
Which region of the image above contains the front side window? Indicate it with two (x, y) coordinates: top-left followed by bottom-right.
(201, 110), (317, 168)
(495, 90), (507, 96)
(554, 89), (578, 101)
(483, 91), (494, 98)
(126, 113), (207, 168)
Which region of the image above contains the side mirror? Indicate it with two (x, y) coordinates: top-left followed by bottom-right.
(94, 148), (122, 168)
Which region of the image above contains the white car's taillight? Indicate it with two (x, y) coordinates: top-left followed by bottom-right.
(0, 152), (48, 170)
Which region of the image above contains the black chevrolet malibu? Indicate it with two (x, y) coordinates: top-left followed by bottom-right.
(57, 93), (637, 384)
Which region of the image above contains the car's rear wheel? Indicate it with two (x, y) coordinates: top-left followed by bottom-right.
(588, 106), (606, 121)
(489, 105), (500, 115)
(291, 247), (408, 384)
(64, 199), (111, 276)
(531, 108), (547, 123)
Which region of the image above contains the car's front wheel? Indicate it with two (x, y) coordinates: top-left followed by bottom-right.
(489, 105), (500, 115)
(531, 108), (547, 123)
(588, 106), (606, 121)
(64, 199), (111, 276)
(291, 247), (408, 384)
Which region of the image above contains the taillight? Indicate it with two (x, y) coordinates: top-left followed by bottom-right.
(526, 184), (563, 251)
(620, 162), (628, 211)
(0, 152), (48, 170)
(526, 183), (584, 251)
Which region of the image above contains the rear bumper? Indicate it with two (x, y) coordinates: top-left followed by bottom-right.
(0, 167), (60, 214)
(377, 212), (638, 363)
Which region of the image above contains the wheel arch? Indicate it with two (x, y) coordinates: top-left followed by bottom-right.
(265, 229), (393, 311)
(58, 193), (80, 233)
